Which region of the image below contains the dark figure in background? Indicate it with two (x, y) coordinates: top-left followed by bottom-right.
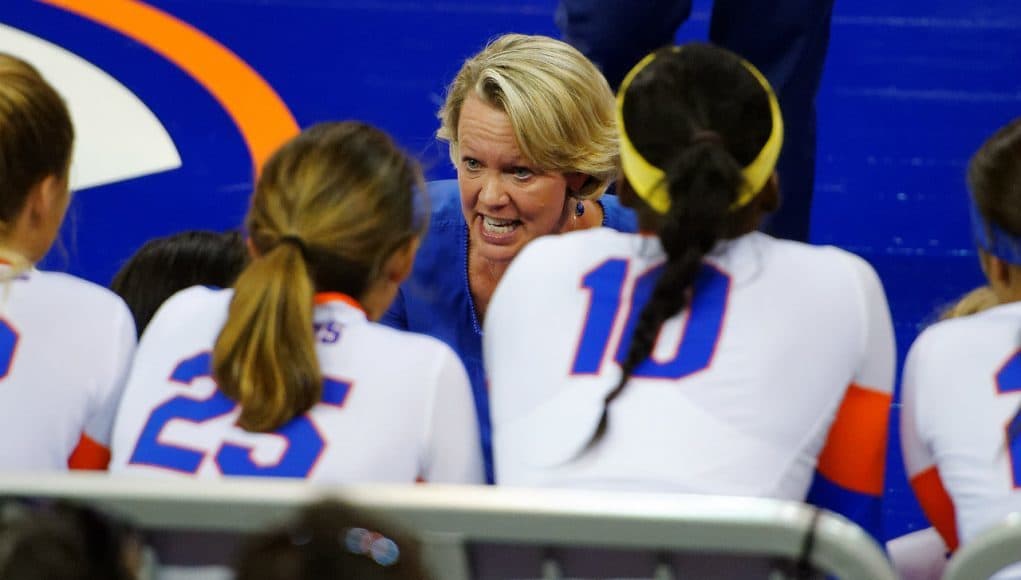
(0, 501), (141, 580)
(111, 230), (247, 336)
(557, 0), (835, 242)
(235, 500), (430, 580)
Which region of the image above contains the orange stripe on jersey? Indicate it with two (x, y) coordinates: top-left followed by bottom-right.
(816, 383), (891, 496)
(314, 292), (365, 313)
(910, 465), (959, 551)
(68, 433), (111, 470)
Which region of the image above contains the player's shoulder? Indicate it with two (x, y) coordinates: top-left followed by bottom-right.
(912, 302), (1021, 361)
(29, 270), (134, 328)
(143, 285), (232, 338)
(749, 234), (882, 289)
(31, 269), (128, 309)
(517, 228), (635, 267)
(365, 320), (460, 360)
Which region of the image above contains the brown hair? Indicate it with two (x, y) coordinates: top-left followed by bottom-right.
(213, 122), (425, 432)
(0, 53), (73, 261)
(968, 117), (1021, 236)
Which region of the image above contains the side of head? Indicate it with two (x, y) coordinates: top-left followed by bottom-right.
(968, 117), (1021, 302)
(234, 500), (429, 580)
(586, 44), (780, 451)
(213, 121), (425, 432)
(437, 33), (617, 199)
(111, 230), (248, 337)
(0, 53), (74, 265)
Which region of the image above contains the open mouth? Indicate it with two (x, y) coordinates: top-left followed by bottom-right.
(481, 216), (521, 235)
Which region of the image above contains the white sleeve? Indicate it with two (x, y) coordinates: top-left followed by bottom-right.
(901, 332), (937, 478)
(84, 299), (137, 446)
(421, 346), (485, 484)
(848, 254), (896, 395)
(483, 240), (551, 426)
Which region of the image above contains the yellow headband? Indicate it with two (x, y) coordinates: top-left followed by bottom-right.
(616, 46), (784, 215)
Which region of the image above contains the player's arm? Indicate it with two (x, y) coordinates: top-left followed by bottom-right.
(420, 346), (485, 484)
(900, 334), (959, 551)
(806, 255), (895, 541)
(70, 299), (138, 470)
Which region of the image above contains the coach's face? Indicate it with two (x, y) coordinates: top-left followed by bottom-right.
(456, 94), (572, 266)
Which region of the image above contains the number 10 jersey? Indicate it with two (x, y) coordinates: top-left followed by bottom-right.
(485, 230), (894, 536)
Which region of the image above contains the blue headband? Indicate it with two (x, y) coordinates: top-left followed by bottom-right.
(970, 199), (1021, 265)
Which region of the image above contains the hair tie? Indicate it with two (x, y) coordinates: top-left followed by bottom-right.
(277, 234), (309, 258)
(690, 130), (724, 147)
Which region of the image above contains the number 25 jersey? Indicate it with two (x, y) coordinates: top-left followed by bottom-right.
(109, 286), (484, 484)
(485, 230), (894, 535)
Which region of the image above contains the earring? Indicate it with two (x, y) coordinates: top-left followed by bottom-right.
(575, 200), (585, 217)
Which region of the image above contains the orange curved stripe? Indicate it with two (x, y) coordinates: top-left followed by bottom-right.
(40, 0), (299, 173)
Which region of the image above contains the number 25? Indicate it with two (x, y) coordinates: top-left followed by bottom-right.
(129, 352), (351, 477)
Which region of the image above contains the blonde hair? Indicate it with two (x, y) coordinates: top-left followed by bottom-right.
(213, 122), (426, 432)
(0, 53), (73, 270)
(939, 285), (999, 320)
(437, 34), (617, 199)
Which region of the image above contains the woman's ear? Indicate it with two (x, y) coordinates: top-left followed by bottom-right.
(26, 175), (66, 226)
(979, 250), (1014, 302)
(759, 172), (781, 213)
(245, 236), (260, 259)
(565, 172), (590, 196)
(383, 236), (421, 285)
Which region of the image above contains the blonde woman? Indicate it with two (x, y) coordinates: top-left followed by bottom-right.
(110, 122), (483, 484)
(382, 34), (637, 480)
(0, 53), (136, 470)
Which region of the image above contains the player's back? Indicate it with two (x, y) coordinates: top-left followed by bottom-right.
(902, 302), (1021, 546)
(0, 269), (136, 470)
(486, 229), (893, 498)
(109, 286), (484, 484)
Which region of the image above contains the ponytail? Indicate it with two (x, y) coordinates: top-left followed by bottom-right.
(584, 140), (743, 449)
(213, 240), (320, 432)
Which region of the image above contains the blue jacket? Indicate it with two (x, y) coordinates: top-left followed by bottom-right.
(381, 179), (637, 481)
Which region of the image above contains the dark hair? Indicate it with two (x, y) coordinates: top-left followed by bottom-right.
(214, 121), (426, 432)
(111, 230), (247, 336)
(968, 117), (1021, 236)
(591, 44), (774, 446)
(0, 501), (139, 580)
(234, 500), (430, 580)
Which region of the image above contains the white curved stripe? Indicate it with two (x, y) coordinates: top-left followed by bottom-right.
(0, 24), (182, 191)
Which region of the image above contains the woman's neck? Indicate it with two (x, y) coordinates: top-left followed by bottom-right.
(467, 249), (510, 323)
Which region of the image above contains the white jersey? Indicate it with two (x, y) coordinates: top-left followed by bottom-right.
(486, 230), (894, 499)
(0, 268), (136, 470)
(901, 301), (1021, 555)
(109, 286), (484, 484)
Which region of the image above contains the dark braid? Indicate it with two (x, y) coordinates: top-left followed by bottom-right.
(583, 44), (772, 451)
